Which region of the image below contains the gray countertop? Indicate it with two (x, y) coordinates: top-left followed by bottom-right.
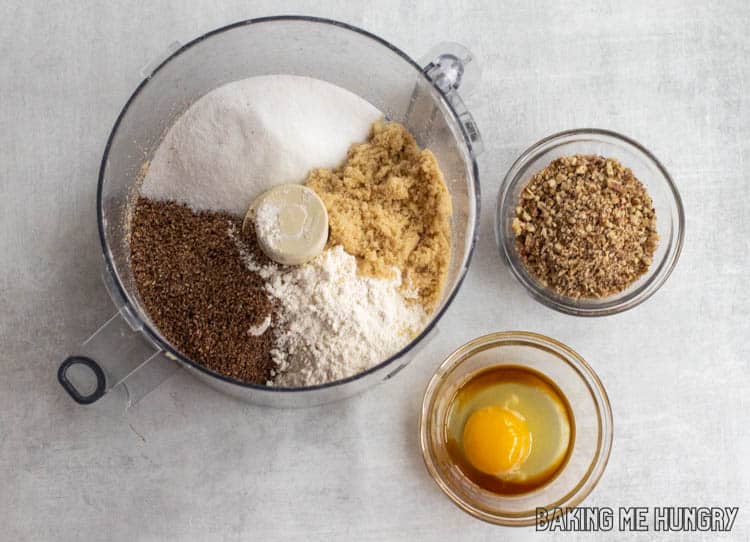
(2, 1), (749, 540)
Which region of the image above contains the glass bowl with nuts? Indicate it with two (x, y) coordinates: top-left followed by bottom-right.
(496, 129), (685, 316)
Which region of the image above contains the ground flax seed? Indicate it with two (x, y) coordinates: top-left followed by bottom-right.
(129, 198), (276, 383)
(512, 155), (658, 299)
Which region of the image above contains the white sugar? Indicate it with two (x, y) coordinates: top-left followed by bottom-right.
(141, 74), (382, 215)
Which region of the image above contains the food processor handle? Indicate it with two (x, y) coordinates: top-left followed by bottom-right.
(57, 273), (180, 406)
(57, 41), (190, 407)
(419, 42), (484, 155)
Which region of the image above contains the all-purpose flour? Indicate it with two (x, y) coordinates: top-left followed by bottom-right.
(269, 247), (426, 387)
(232, 231), (427, 387)
(141, 74), (382, 215)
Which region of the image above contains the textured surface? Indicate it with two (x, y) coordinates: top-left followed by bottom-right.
(1, 1), (749, 540)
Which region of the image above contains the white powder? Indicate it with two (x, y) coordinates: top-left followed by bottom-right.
(247, 315), (271, 337)
(254, 200), (282, 240)
(141, 74), (382, 215)
(269, 246), (427, 387)
(230, 230), (427, 387)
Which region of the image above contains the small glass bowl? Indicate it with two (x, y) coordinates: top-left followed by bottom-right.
(420, 331), (613, 526)
(496, 129), (685, 316)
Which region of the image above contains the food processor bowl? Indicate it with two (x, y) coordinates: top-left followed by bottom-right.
(58, 17), (482, 408)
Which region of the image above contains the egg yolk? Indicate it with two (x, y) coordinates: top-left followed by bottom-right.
(462, 405), (532, 476)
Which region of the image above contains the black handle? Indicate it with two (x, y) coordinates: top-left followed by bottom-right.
(58, 356), (107, 405)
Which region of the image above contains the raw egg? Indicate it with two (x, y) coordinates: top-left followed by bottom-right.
(462, 405), (531, 475)
(445, 365), (574, 495)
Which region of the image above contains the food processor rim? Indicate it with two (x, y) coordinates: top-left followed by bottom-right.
(96, 15), (482, 394)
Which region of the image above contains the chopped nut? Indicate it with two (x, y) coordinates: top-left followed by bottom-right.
(605, 160), (614, 177)
(512, 154), (659, 299)
(511, 217), (524, 235)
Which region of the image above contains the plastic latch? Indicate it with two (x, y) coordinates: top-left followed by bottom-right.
(420, 43), (481, 96)
(421, 43), (484, 155)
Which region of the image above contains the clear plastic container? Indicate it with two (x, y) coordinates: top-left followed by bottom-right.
(57, 17), (482, 408)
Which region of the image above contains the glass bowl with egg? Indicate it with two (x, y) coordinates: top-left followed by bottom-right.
(496, 129), (685, 316)
(420, 331), (613, 526)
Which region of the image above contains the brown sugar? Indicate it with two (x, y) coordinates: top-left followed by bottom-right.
(512, 154), (658, 298)
(129, 197), (276, 384)
(306, 121), (452, 312)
